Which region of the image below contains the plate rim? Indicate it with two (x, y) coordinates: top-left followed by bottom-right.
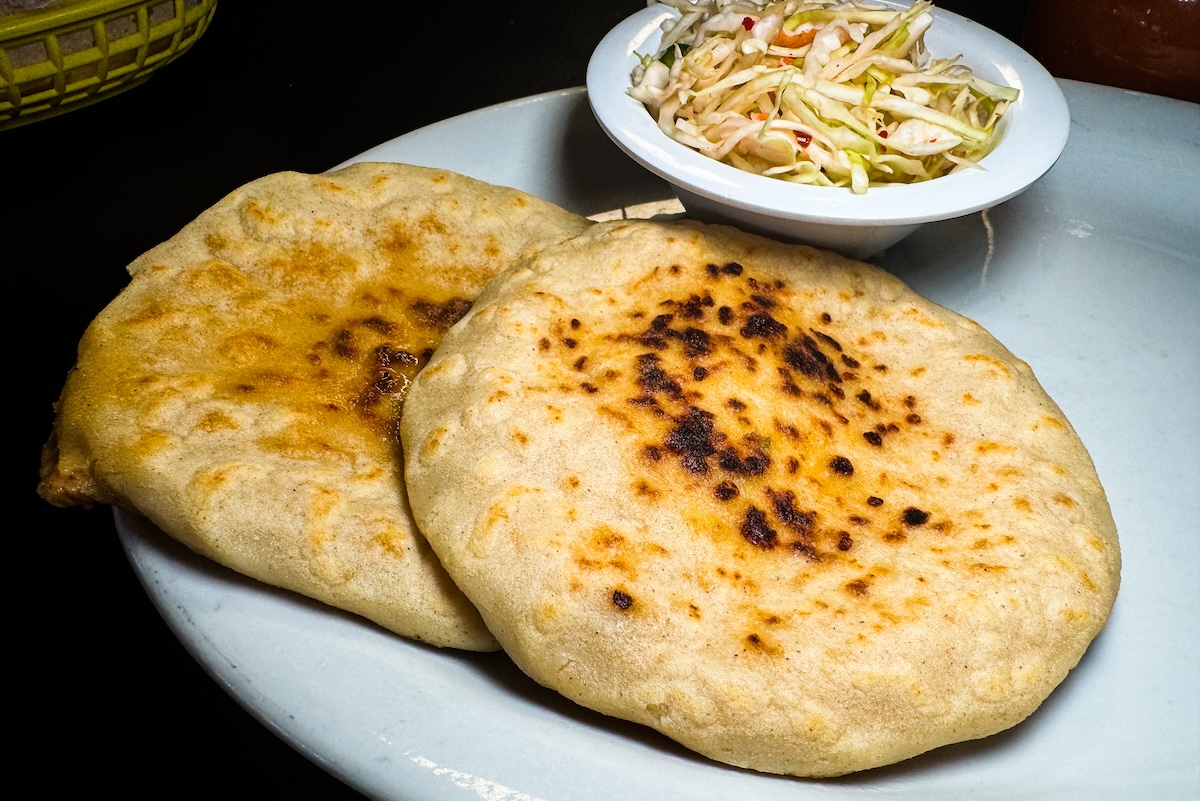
(114, 81), (1200, 801)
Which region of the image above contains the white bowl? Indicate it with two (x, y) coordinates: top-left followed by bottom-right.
(586, 2), (1070, 260)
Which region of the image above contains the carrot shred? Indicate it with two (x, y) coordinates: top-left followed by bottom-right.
(773, 28), (817, 49)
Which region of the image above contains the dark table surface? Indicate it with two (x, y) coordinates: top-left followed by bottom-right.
(15, 2), (1032, 797)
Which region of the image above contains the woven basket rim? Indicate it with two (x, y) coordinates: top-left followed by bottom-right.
(1, 0), (216, 130)
(1, 0), (167, 41)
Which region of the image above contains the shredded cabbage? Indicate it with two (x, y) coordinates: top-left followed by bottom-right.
(630, 0), (1019, 193)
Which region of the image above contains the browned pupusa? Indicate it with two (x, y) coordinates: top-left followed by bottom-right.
(39, 161), (593, 650)
(401, 219), (1120, 776)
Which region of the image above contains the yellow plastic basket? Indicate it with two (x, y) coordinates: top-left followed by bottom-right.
(0, 0), (218, 130)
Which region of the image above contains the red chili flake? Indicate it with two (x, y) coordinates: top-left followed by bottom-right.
(878, 129), (888, 139)
(795, 130), (812, 147)
(742, 16), (755, 30)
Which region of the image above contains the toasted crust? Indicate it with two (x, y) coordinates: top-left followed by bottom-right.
(401, 219), (1121, 773)
(39, 161), (592, 650)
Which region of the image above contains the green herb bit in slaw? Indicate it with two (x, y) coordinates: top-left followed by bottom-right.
(630, 0), (1019, 194)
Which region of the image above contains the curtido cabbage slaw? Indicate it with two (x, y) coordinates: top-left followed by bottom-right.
(630, 0), (1019, 194)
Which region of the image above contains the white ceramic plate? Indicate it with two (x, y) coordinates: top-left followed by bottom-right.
(586, 2), (1069, 229)
(119, 83), (1200, 801)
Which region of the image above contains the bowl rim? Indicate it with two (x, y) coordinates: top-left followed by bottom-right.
(586, 1), (1070, 227)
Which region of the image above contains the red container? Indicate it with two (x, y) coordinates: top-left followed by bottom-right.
(1023, 0), (1200, 102)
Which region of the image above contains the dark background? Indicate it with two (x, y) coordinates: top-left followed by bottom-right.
(13, 2), (1030, 797)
